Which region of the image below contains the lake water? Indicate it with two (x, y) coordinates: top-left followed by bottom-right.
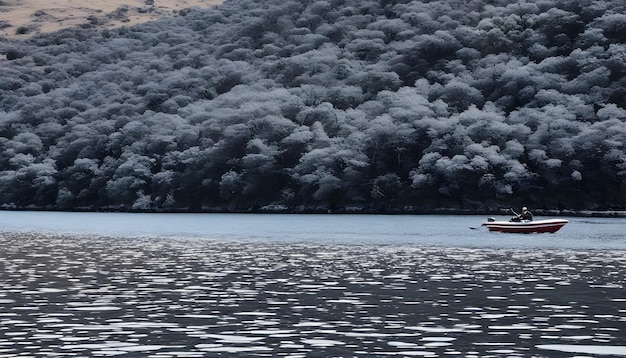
(1, 211), (625, 249)
(0, 211), (625, 357)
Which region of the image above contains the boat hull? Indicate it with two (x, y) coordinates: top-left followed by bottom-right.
(482, 219), (568, 234)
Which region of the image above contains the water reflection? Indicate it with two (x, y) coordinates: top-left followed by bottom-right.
(1, 233), (624, 356)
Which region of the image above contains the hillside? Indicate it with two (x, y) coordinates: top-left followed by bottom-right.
(0, 0), (625, 213)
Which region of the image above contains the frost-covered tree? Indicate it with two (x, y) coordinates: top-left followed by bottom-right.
(0, 0), (624, 212)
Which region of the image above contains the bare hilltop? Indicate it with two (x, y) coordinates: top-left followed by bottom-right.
(0, 0), (222, 39)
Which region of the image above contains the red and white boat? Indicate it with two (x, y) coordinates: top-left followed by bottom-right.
(482, 218), (569, 233)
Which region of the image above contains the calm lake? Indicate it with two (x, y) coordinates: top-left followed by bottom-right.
(1, 211), (625, 357)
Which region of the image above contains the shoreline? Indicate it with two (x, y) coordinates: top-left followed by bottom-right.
(1, 207), (625, 218)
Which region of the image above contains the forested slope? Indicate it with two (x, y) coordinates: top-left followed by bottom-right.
(0, 0), (625, 213)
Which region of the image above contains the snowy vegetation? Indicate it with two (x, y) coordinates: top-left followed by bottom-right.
(0, 0), (625, 213)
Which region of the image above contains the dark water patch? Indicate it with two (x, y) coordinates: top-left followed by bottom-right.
(0, 233), (625, 356)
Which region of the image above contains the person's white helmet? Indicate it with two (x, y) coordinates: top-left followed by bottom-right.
(522, 207), (528, 211)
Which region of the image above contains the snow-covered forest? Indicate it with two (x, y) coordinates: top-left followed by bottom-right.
(0, 0), (625, 213)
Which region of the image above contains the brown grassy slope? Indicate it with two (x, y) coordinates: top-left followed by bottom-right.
(0, 0), (223, 39)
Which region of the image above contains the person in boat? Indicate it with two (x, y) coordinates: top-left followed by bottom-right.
(510, 207), (533, 222)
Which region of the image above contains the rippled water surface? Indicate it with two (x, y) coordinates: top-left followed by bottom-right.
(1, 212), (625, 357)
